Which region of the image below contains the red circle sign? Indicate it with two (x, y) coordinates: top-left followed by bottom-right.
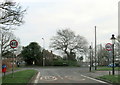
(10, 40), (18, 48)
(105, 43), (112, 51)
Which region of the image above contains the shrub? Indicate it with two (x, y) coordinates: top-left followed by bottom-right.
(53, 60), (77, 66)
(53, 60), (65, 66)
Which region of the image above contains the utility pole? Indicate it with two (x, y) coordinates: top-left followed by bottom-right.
(0, 28), (2, 85)
(0, 29), (3, 60)
(95, 26), (97, 70)
(91, 42), (93, 67)
(0, 37), (2, 60)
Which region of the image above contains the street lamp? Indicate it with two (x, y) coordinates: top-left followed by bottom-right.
(42, 38), (45, 66)
(110, 34), (116, 75)
(89, 46), (92, 72)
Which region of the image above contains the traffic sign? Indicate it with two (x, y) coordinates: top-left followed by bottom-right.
(10, 40), (18, 48)
(105, 43), (112, 51)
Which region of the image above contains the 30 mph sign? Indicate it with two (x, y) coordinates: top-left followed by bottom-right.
(10, 40), (18, 48)
(105, 43), (112, 51)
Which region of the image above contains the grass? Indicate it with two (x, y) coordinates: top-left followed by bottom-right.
(98, 75), (120, 83)
(0, 77), (2, 85)
(2, 69), (37, 85)
(96, 66), (119, 71)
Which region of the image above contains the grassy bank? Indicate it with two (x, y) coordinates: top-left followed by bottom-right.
(98, 75), (120, 83)
(2, 69), (37, 85)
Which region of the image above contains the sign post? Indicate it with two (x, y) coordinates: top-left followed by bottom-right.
(105, 43), (112, 75)
(10, 40), (18, 78)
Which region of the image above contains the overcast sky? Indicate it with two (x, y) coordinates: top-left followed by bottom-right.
(11, 0), (119, 54)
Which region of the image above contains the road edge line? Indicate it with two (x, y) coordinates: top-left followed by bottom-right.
(81, 74), (109, 84)
(34, 72), (40, 83)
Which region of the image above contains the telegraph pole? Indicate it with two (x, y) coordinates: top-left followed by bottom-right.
(0, 28), (2, 84)
(0, 30), (2, 60)
(91, 42), (93, 67)
(95, 26), (97, 70)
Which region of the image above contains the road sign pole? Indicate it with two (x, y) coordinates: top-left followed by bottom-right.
(12, 48), (14, 78)
(10, 40), (18, 78)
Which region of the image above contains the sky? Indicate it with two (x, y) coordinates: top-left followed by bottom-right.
(10, 0), (119, 55)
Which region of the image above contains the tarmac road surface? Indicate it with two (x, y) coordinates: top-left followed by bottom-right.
(33, 67), (110, 84)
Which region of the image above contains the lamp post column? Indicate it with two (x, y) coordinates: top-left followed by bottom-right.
(110, 34), (116, 75)
(42, 38), (45, 66)
(112, 43), (115, 75)
(89, 46), (92, 72)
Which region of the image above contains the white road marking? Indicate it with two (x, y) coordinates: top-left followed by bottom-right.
(57, 75), (64, 79)
(34, 72), (40, 83)
(40, 76), (43, 80)
(65, 76), (85, 81)
(81, 74), (108, 84)
(55, 73), (64, 79)
(40, 76), (57, 81)
(82, 79), (85, 80)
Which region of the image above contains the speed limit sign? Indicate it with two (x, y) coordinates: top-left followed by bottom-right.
(10, 40), (18, 48)
(105, 43), (112, 51)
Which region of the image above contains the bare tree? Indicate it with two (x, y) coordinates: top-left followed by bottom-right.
(0, 0), (26, 30)
(0, 0), (26, 59)
(50, 29), (88, 61)
(97, 44), (109, 66)
(0, 30), (20, 57)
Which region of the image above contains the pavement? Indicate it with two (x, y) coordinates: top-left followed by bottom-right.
(83, 70), (119, 78)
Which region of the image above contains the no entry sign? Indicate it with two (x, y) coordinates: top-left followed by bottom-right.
(10, 40), (18, 48)
(105, 43), (112, 51)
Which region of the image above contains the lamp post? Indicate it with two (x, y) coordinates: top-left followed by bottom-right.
(110, 34), (116, 75)
(89, 46), (92, 72)
(42, 38), (45, 66)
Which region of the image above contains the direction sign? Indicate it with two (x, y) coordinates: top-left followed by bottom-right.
(105, 43), (112, 51)
(10, 40), (18, 48)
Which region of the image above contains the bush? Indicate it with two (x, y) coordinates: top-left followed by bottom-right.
(53, 60), (66, 66)
(53, 60), (77, 66)
(67, 60), (77, 66)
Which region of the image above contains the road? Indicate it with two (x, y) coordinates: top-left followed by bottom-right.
(33, 67), (110, 84)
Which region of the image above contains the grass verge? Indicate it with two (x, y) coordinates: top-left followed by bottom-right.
(2, 69), (37, 85)
(96, 67), (119, 71)
(98, 75), (120, 83)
